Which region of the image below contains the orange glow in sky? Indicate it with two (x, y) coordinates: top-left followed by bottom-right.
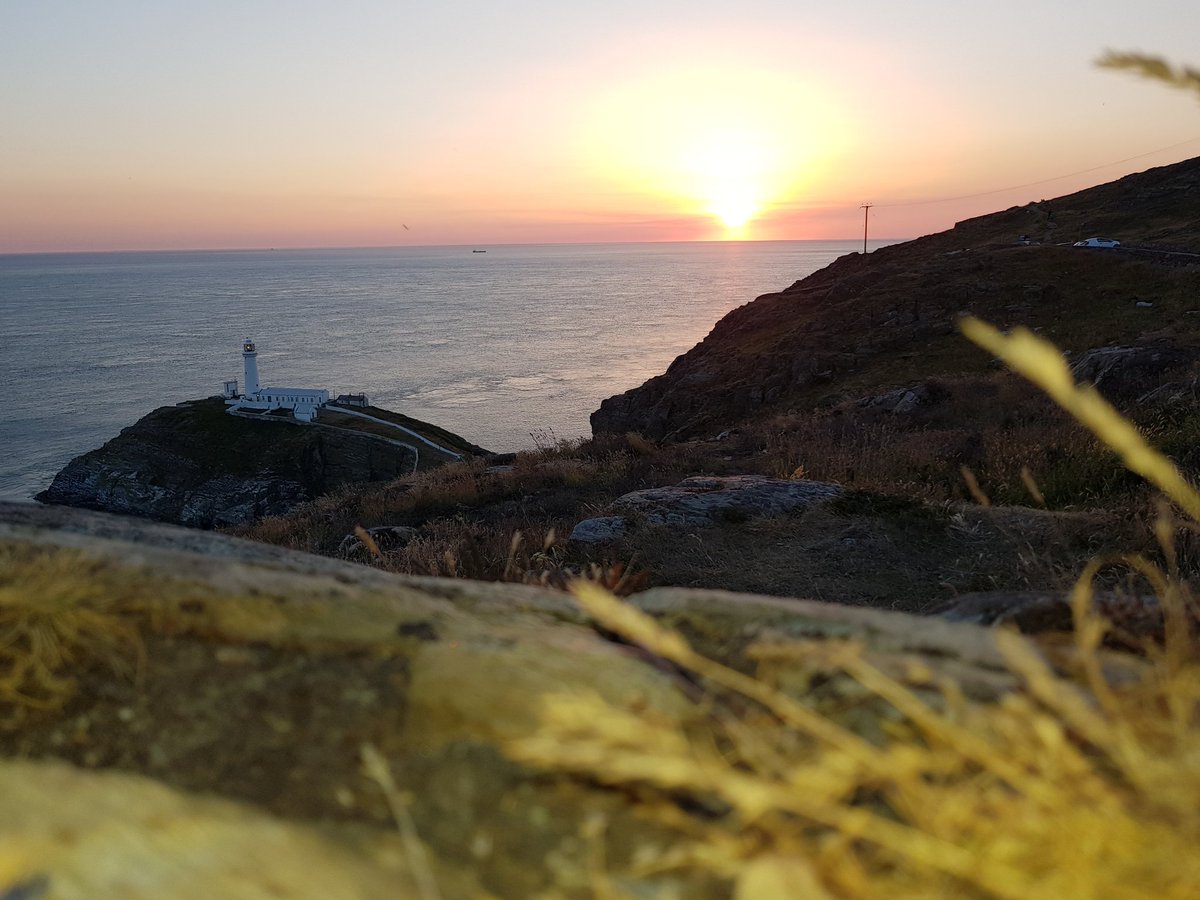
(1, 4), (1198, 252)
(573, 62), (844, 239)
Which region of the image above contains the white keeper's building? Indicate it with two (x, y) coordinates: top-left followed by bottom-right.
(222, 339), (331, 422)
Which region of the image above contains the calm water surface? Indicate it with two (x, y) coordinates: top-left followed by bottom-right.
(0, 240), (889, 499)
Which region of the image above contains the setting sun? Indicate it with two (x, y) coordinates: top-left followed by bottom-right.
(681, 130), (768, 231)
(578, 60), (841, 238)
(711, 191), (757, 229)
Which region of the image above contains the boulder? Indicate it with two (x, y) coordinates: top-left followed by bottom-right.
(1137, 379), (1200, 408)
(1069, 341), (1194, 400)
(0, 501), (697, 898)
(611, 475), (842, 527)
(938, 590), (1165, 643)
(0, 759), (414, 899)
(568, 515), (627, 543)
(857, 383), (932, 414)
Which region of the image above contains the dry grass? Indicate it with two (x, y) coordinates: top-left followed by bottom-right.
(236, 432), (733, 583)
(510, 580), (1200, 898)
(756, 374), (1153, 509)
(0, 544), (146, 727)
(358, 520), (648, 596)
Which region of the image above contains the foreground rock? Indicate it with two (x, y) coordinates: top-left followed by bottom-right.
(37, 398), (484, 528)
(1, 500), (1034, 898)
(0, 760), (412, 899)
(939, 589), (1165, 643)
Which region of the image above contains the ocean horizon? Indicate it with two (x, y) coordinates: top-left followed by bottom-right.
(0, 239), (894, 500)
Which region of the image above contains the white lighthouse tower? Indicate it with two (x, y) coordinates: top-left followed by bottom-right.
(242, 338), (261, 396)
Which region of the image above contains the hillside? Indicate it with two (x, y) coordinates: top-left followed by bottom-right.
(593, 156), (1200, 440)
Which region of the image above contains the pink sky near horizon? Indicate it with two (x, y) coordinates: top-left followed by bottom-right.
(2, 2), (1198, 253)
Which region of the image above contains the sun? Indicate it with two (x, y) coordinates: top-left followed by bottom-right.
(578, 61), (843, 238)
(682, 131), (768, 233)
(712, 197), (756, 229)
(709, 187), (758, 229)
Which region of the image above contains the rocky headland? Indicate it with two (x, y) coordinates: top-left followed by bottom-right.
(37, 398), (488, 527)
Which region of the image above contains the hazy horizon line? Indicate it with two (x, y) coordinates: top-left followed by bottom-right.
(0, 235), (906, 258)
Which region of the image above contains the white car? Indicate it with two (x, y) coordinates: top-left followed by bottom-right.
(1074, 237), (1121, 248)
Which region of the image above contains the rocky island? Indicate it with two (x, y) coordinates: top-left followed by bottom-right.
(37, 397), (488, 527)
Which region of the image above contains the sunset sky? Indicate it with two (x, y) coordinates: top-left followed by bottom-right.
(2, 1), (1198, 252)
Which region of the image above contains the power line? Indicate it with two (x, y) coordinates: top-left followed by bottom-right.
(875, 136), (1200, 208)
(770, 135), (1200, 213)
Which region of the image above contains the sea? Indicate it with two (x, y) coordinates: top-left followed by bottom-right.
(0, 240), (890, 501)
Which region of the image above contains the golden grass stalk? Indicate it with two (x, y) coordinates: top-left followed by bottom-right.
(1019, 465), (1046, 507)
(511, 580), (1200, 898)
(959, 465), (991, 506)
(1097, 52), (1200, 100)
(360, 743), (441, 900)
(571, 582), (882, 766)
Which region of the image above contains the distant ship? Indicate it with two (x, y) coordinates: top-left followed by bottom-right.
(472, 249), (487, 253)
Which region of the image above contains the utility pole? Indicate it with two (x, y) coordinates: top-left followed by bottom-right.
(860, 203), (873, 254)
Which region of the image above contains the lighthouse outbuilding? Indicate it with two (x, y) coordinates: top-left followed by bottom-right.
(223, 339), (329, 422)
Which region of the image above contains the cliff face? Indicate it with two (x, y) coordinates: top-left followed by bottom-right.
(593, 157), (1200, 439)
(37, 399), (421, 527)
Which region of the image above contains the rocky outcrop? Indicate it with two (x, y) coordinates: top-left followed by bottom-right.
(939, 590), (1165, 645)
(592, 156), (1200, 440)
(1069, 340), (1196, 400)
(612, 475), (842, 527)
(0, 760), (408, 899)
(570, 475), (842, 543)
(0, 500), (1032, 898)
(856, 383), (933, 415)
(36, 398), (458, 527)
(568, 515), (627, 543)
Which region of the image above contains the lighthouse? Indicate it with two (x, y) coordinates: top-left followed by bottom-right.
(224, 339), (330, 422)
(242, 339), (261, 396)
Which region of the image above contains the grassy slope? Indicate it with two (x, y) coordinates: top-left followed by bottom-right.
(324, 404), (490, 456)
(664, 244), (1199, 434)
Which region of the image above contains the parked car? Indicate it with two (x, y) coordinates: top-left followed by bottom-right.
(1074, 237), (1121, 248)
